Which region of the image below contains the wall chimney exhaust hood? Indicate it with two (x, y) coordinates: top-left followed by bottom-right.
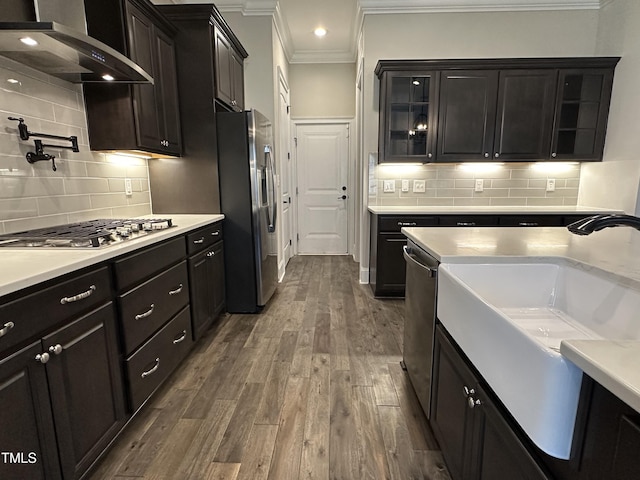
(0, 0), (153, 84)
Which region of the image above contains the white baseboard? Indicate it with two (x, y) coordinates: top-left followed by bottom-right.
(359, 266), (369, 284)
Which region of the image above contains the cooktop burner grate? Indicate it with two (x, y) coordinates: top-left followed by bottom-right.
(0, 218), (173, 248)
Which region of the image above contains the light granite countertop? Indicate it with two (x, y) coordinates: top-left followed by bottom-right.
(0, 214), (224, 298)
(368, 205), (621, 215)
(402, 225), (640, 413)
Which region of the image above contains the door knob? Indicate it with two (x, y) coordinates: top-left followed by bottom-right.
(342, 186), (347, 191)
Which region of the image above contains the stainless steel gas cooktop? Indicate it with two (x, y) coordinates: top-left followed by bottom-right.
(0, 218), (173, 248)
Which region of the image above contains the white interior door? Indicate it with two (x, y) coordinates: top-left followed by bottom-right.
(278, 73), (293, 271)
(296, 123), (349, 254)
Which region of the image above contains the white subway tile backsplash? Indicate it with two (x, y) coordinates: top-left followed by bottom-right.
(37, 195), (92, 216)
(371, 162), (581, 207)
(0, 198), (38, 220)
(0, 63), (152, 234)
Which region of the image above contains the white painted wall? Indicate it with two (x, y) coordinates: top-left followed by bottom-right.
(578, 1), (640, 214)
(222, 12), (275, 122)
(289, 63), (356, 118)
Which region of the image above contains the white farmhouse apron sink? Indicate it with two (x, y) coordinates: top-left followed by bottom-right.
(437, 260), (640, 459)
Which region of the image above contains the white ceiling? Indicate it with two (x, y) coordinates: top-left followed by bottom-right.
(175, 0), (603, 63)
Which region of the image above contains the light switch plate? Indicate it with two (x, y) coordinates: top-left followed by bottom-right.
(125, 178), (133, 196)
(401, 179), (410, 192)
(413, 180), (426, 193)
(383, 180), (395, 193)
(475, 179), (484, 192)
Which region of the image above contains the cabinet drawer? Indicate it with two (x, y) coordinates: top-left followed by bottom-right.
(186, 222), (223, 255)
(119, 261), (189, 355)
(0, 267), (111, 354)
(125, 306), (193, 411)
(498, 215), (564, 227)
(114, 236), (186, 291)
(378, 216), (439, 232)
(438, 215), (499, 227)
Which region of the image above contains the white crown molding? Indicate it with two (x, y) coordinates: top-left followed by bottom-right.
(359, 0), (601, 14)
(214, 0), (278, 15)
(272, 3), (295, 62)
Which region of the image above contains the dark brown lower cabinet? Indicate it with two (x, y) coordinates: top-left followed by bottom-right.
(0, 342), (61, 480)
(188, 240), (225, 341)
(431, 325), (549, 480)
(579, 379), (640, 480)
(44, 303), (126, 479)
(0, 303), (126, 480)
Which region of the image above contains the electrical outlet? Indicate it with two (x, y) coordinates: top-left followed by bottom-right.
(383, 180), (395, 193)
(125, 178), (133, 196)
(401, 179), (410, 192)
(413, 180), (426, 193)
(546, 178), (556, 192)
(475, 179), (484, 192)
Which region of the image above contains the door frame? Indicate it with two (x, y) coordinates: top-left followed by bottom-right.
(276, 66), (292, 280)
(292, 118), (356, 256)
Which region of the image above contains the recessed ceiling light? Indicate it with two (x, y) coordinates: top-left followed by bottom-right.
(314, 27), (327, 37)
(102, 74), (115, 81)
(20, 37), (38, 46)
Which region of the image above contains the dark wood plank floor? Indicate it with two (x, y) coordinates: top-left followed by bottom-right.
(89, 255), (451, 480)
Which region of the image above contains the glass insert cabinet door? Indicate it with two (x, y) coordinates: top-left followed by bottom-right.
(551, 68), (614, 161)
(380, 72), (438, 162)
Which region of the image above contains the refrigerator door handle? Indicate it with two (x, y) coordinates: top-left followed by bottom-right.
(265, 145), (277, 233)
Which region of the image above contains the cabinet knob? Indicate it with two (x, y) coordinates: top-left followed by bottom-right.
(207, 250), (216, 257)
(484, 153), (489, 158)
(551, 152), (557, 158)
(48, 344), (63, 355)
(160, 140), (169, 147)
(494, 152), (500, 158)
(35, 352), (50, 364)
(468, 397), (482, 409)
(427, 153), (433, 158)
(463, 385), (475, 397)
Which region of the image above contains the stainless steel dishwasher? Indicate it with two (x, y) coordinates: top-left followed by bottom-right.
(402, 239), (439, 419)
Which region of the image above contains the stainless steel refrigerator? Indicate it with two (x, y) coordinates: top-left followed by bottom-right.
(217, 109), (278, 313)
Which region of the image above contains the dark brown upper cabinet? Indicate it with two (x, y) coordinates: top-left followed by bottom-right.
(378, 71), (439, 163)
(551, 68), (615, 161)
(83, 0), (182, 157)
(214, 24), (247, 112)
(437, 70), (499, 162)
(437, 70), (556, 162)
(375, 58), (619, 164)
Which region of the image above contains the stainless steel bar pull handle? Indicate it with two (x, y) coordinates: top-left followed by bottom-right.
(60, 285), (96, 304)
(135, 304), (155, 320)
(173, 330), (187, 344)
(265, 145), (277, 233)
(141, 358), (160, 378)
(168, 284), (183, 296)
(0, 321), (15, 338)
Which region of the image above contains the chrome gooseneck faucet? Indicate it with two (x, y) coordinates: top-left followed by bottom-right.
(567, 214), (640, 236)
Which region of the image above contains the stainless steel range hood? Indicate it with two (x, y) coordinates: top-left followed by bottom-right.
(0, 0), (153, 84)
